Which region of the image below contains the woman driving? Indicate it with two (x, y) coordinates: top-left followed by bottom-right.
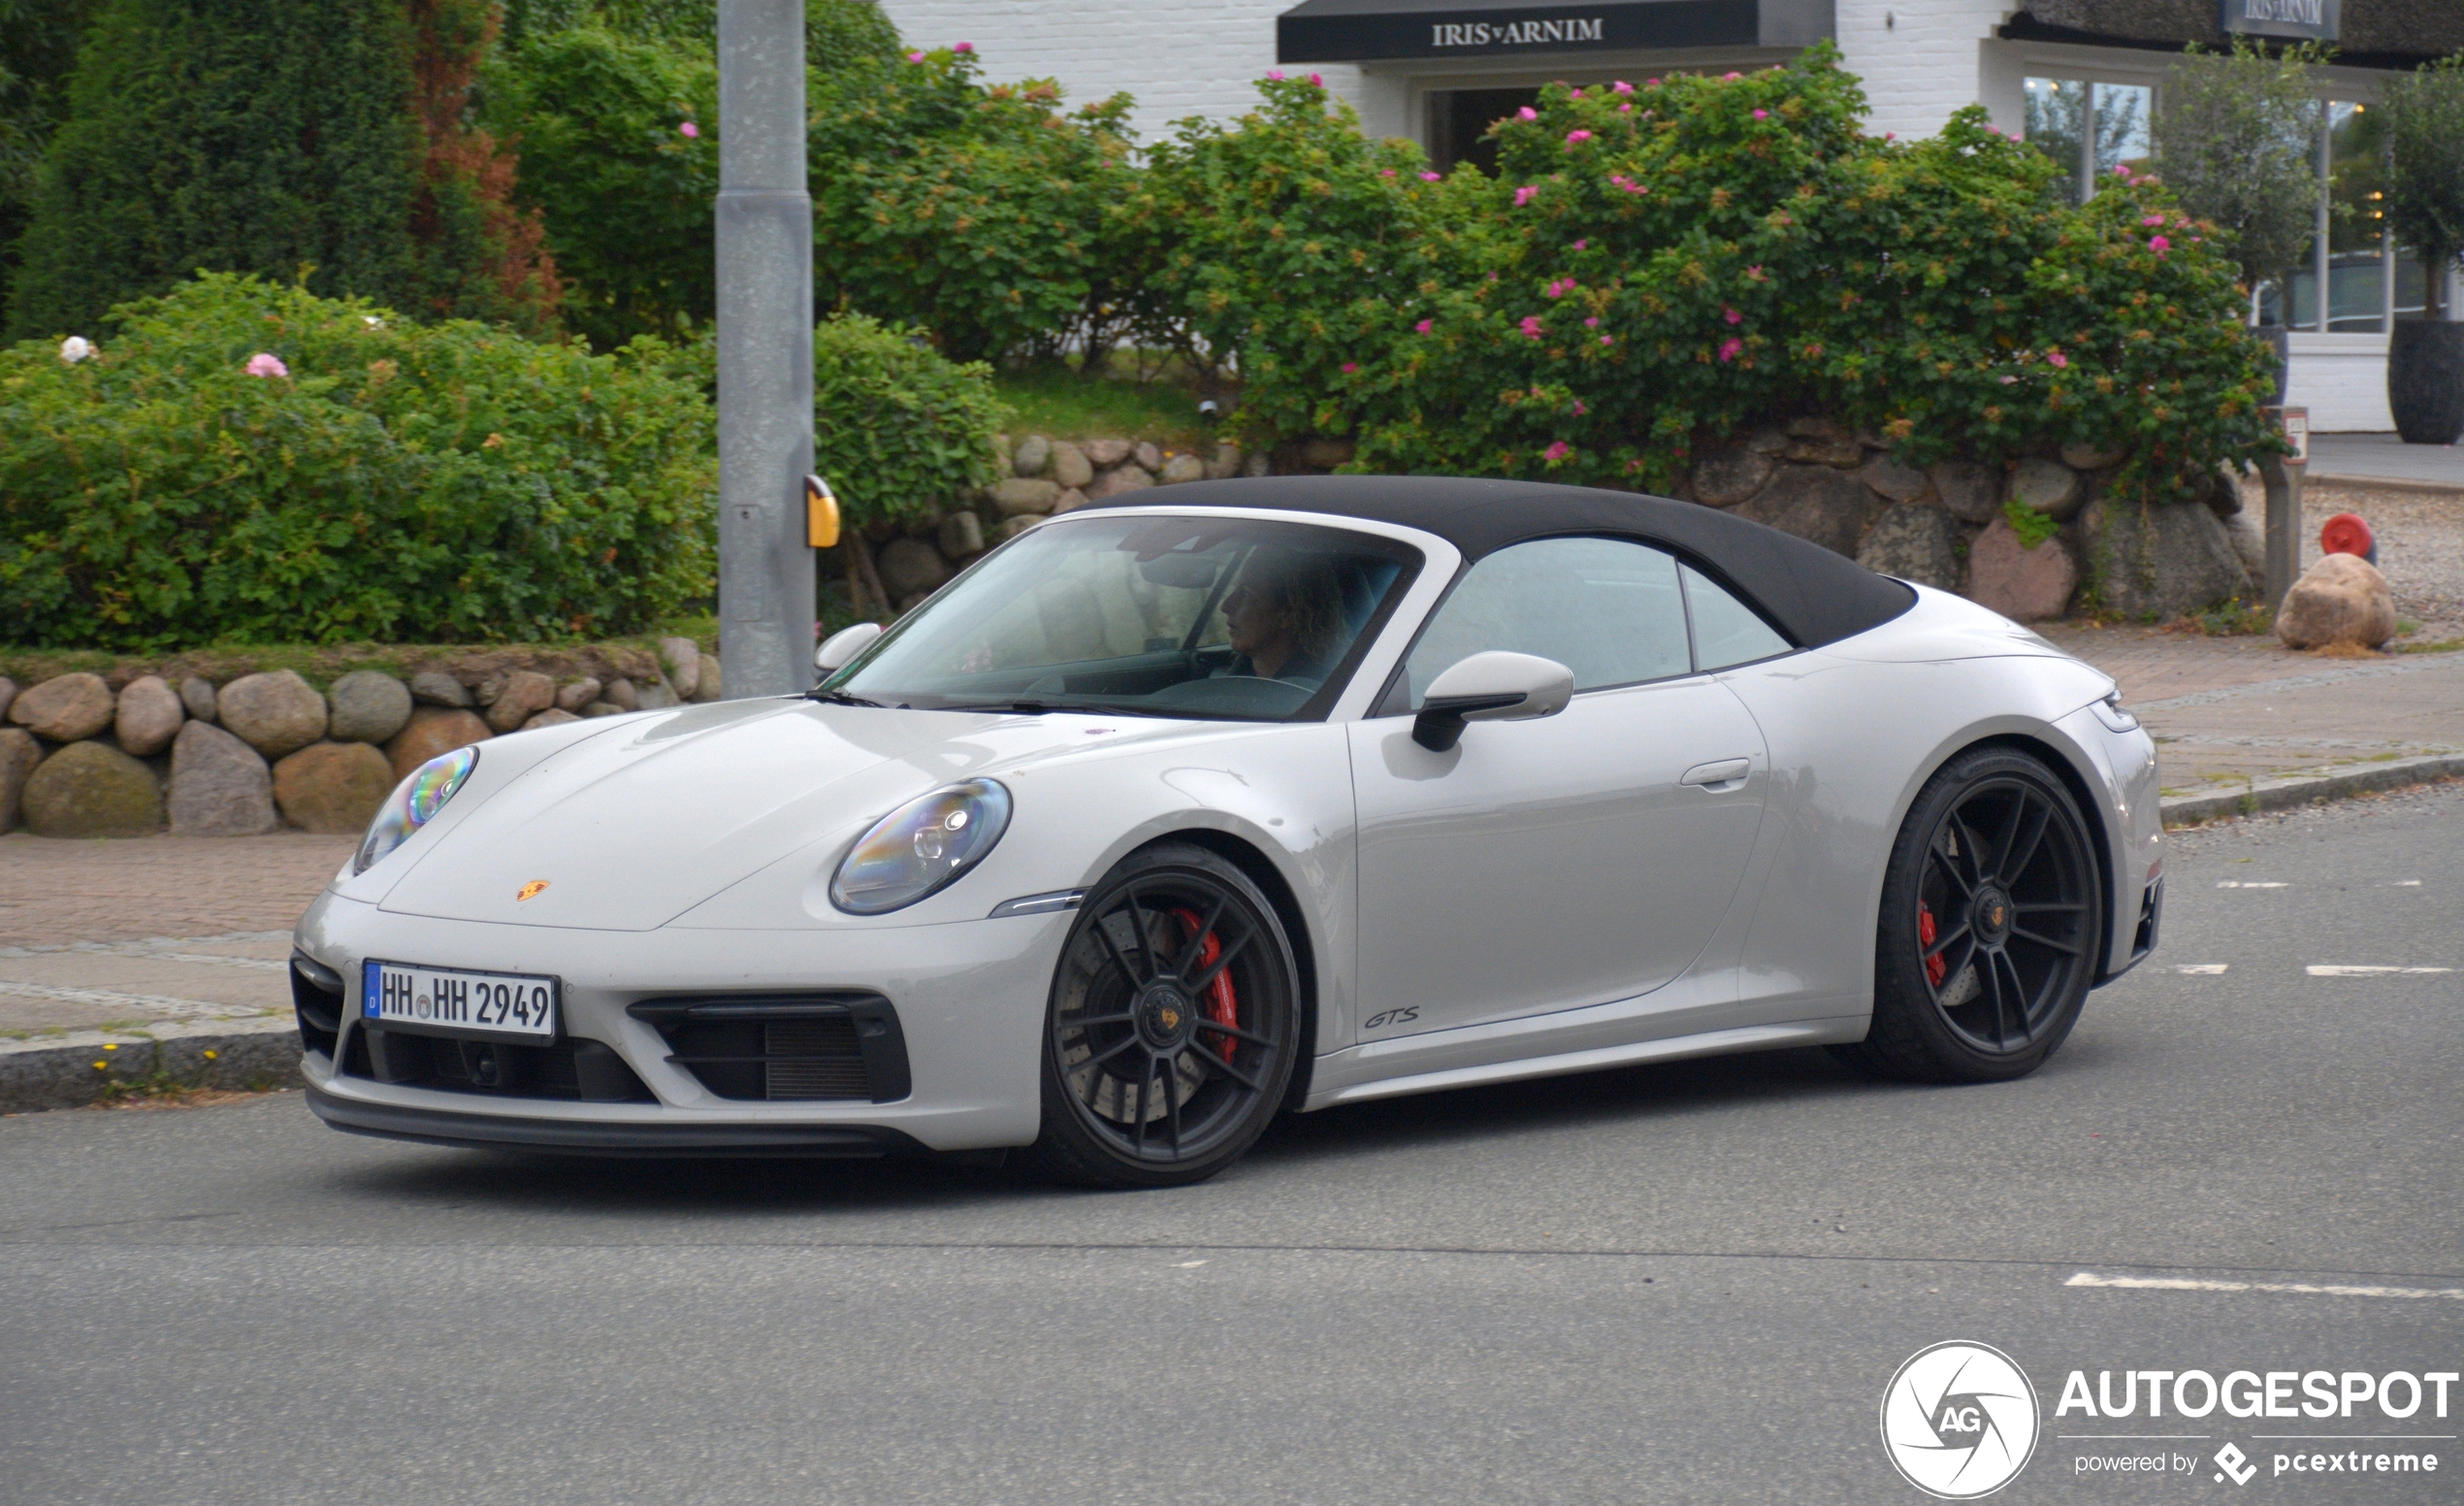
(1218, 546), (1345, 685)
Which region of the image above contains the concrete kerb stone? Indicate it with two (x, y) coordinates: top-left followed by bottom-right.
(2159, 752), (2464, 830)
(0, 1014), (301, 1114)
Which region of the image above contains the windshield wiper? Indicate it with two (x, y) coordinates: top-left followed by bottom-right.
(808, 688), (889, 707)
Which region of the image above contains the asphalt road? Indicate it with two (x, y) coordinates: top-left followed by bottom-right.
(3, 785), (2459, 1505)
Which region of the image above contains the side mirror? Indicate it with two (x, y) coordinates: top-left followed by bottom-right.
(815, 621), (884, 674)
(1411, 651), (1574, 752)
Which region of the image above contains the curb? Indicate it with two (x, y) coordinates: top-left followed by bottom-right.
(2304, 474), (2464, 499)
(0, 1015), (302, 1115)
(2160, 751), (2464, 830)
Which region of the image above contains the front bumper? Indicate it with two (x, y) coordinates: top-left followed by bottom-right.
(294, 890), (1072, 1153)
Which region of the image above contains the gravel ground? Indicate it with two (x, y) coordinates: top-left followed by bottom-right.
(2298, 483), (2464, 640)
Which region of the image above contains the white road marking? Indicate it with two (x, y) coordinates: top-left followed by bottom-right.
(2176, 965), (2229, 975)
(0, 981), (272, 1022)
(2380, 880), (2423, 887)
(2216, 881), (2288, 889)
(2066, 1272), (2464, 1301)
(2305, 965), (2454, 976)
(1174, 1260), (1207, 1268)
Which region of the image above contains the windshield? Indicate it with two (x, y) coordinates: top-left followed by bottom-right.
(825, 513), (1422, 720)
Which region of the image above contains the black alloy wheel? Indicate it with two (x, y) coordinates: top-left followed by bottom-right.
(1022, 842), (1301, 1188)
(1837, 747), (2105, 1084)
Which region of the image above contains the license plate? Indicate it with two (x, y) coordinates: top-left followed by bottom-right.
(363, 961), (559, 1041)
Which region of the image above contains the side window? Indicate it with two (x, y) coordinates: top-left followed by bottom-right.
(1402, 538), (1691, 706)
(1681, 564), (1792, 671)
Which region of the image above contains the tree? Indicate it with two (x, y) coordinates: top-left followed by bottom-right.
(2380, 52), (2464, 320)
(0, 0), (107, 333)
(2150, 41), (2323, 323)
(8, 0), (556, 341)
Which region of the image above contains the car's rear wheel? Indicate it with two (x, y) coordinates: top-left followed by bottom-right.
(1836, 747), (2104, 1084)
(1021, 842), (1301, 1189)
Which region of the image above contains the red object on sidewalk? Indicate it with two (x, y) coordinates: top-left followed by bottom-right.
(2320, 512), (2376, 562)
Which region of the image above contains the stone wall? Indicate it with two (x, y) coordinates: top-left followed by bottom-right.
(1676, 417), (2265, 625)
(0, 638), (718, 840)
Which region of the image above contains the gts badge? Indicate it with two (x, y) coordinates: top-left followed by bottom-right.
(1363, 1007), (1418, 1031)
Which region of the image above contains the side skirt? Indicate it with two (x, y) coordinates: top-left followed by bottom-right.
(1302, 1015), (1867, 1110)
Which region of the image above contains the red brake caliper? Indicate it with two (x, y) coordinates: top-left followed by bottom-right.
(1168, 907), (1239, 1063)
(1918, 902), (1947, 988)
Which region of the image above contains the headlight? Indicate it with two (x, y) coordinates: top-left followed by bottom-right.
(2091, 692), (2139, 734)
(353, 747), (477, 874)
(829, 779), (1012, 915)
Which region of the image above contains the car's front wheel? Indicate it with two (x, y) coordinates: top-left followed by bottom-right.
(1022, 842), (1301, 1189)
(1836, 746), (2105, 1084)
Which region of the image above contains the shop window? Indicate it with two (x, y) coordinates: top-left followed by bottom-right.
(1426, 88), (1541, 176)
(2024, 78), (2150, 205)
(2023, 78), (2087, 205)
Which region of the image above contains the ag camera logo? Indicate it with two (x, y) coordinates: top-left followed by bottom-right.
(1882, 1342), (2042, 1498)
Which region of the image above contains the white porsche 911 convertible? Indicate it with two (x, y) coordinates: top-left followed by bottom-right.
(295, 476), (2162, 1187)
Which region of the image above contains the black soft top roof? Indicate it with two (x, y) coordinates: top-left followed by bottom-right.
(1082, 475), (1915, 649)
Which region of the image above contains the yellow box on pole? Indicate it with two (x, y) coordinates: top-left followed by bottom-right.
(805, 475), (840, 548)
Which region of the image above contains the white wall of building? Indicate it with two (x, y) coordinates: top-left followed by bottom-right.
(1834, 0), (2021, 141)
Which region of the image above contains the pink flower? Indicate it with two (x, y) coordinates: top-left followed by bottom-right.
(1309, 73), (1323, 86)
(1612, 81), (1634, 94)
(1566, 129), (1593, 146)
(1572, 238), (1587, 250)
(1521, 315), (1544, 339)
(245, 352), (287, 378)
(1722, 72), (1742, 81)
(2142, 214), (2165, 227)
(1999, 375), (2019, 385)
(1543, 442), (1571, 462)
(1618, 103), (1632, 113)
(2112, 164), (2130, 177)
(1745, 264), (1765, 279)
(1718, 338), (1742, 363)
(1341, 362), (1358, 375)
(1572, 400), (1587, 414)
(1513, 184), (1539, 207)
(906, 50), (925, 62)
(1267, 70), (1284, 81)
(1753, 109), (1769, 119)
(1647, 78), (1662, 86)
(1724, 308), (1742, 324)
(1545, 278), (1573, 298)
(1381, 168), (1396, 178)
(1570, 88), (1583, 99)
(2149, 235), (2171, 252)
(1518, 107), (1539, 121)
(953, 40), (973, 52)
(679, 121), (698, 138)
(2048, 351), (2069, 369)
(1600, 335), (1614, 345)
(1583, 316), (1599, 327)
(1414, 319), (1433, 333)
(1419, 171), (1442, 181)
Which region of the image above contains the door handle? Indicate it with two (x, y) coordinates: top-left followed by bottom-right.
(1679, 758), (1752, 788)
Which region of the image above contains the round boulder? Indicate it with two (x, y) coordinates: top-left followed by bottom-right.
(485, 669), (557, 733)
(936, 510), (985, 560)
(178, 676), (218, 723)
(658, 638), (701, 701)
(326, 671), (415, 744)
(522, 707), (583, 731)
(386, 707), (492, 781)
(216, 671), (329, 759)
(1051, 442), (1094, 489)
(408, 671), (472, 708)
(1158, 453), (1207, 485)
(2276, 552), (2397, 650)
(0, 677), (16, 723)
(1735, 465), (1876, 558)
(167, 722), (276, 836)
(1856, 505), (1964, 592)
(1083, 438), (1133, 468)
(877, 538), (951, 599)
(113, 675), (184, 757)
(22, 740), (162, 838)
(1083, 465), (1154, 503)
(0, 729), (40, 835)
(990, 477), (1062, 517)
(274, 741), (399, 834)
(10, 672), (114, 742)
(1690, 446), (1775, 507)
(1013, 435), (1053, 477)
(2007, 458), (2086, 523)
(2080, 497), (2253, 621)
(1962, 517), (2079, 623)
(1929, 461), (2002, 525)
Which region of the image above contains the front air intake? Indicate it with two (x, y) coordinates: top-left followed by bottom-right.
(627, 995), (911, 1103)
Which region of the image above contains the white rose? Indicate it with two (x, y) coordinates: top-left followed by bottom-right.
(59, 336), (94, 364)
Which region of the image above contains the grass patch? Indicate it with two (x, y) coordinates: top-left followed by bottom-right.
(2396, 637), (2464, 655)
(993, 367), (1216, 452)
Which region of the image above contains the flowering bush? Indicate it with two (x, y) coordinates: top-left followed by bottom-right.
(0, 275), (715, 649)
(809, 48), (1148, 365)
(1156, 49), (2279, 502)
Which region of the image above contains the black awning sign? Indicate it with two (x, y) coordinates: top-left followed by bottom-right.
(1280, 2), (1765, 64)
(2220, 0), (2339, 44)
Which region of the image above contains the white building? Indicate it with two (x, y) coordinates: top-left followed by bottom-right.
(879, 0), (2463, 432)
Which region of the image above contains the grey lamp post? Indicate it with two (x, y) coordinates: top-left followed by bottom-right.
(715, 0), (815, 699)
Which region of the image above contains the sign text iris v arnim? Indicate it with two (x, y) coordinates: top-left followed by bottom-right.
(1431, 17), (1606, 48)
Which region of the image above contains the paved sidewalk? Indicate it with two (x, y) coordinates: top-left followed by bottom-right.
(2309, 432), (2464, 490)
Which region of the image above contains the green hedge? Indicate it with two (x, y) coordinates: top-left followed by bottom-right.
(813, 311), (1004, 529)
(1147, 50), (2281, 501)
(0, 274), (715, 650)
